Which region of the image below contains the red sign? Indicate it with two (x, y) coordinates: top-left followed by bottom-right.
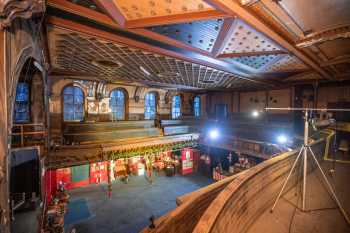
(181, 148), (193, 175)
(90, 161), (108, 184)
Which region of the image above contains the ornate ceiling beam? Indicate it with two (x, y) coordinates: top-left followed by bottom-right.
(217, 50), (287, 58)
(93, 0), (229, 28)
(296, 24), (350, 48)
(47, 16), (274, 87)
(203, 0), (331, 80)
(47, 0), (257, 76)
(320, 55), (350, 67)
(0, 0), (45, 29)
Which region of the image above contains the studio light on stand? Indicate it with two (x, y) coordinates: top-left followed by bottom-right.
(266, 107), (350, 226)
(209, 128), (219, 140)
(277, 134), (288, 144)
(251, 110), (260, 118)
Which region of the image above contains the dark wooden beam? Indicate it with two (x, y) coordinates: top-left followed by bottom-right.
(92, 0), (126, 27)
(211, 18), (235, 56)
(217, 50), (288, 58)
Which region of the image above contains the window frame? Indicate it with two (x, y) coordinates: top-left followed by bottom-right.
(193, 96), (201, 118)
(62, 85), (85, 122)
(109, 88), (126, 120)
(171, 95), (181, 119)
(144, 92), (157, 120)
(14, 82), (30, 123)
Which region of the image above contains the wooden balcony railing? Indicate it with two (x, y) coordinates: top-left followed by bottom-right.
(12, 123), (46, 147)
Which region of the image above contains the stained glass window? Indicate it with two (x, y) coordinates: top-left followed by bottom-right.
(144, 92), (156, 120)
(110, 89), (125, 120)
(14, 83), (30, 122)
(172, 95), (181, 119)
(63, 86), (84, 121)
(194, 96), (201, 117)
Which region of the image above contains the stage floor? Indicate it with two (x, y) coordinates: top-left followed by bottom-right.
(65, 172), (213, 233)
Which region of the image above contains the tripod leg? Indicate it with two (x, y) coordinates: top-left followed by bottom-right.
(308, 147), (350, 225)
(271, 147), (304, 212)
(302, 145), (308, 211)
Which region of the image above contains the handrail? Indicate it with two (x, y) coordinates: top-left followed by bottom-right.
(192, 132), (331, 233)
(12, 123), (46, 147)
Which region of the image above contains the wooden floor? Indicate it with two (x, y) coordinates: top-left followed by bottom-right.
(247, 161), (350, 233)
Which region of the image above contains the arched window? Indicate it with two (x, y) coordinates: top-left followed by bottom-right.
(63, 86), (84, 121)
(193, 96), (201, 117)
(110, 89), (125, 120)
(14, 83), (30, 122)
(144, 92), (156, 120)
(172, 95), (181, 119)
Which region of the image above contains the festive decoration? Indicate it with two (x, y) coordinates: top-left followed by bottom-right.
(107, 140), (198, 160)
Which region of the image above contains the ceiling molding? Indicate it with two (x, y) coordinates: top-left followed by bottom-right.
(203, 0), (331, 80)
(217, 50), (287, 58)
(320, 55), (350, 67)
(296, 24), (350, 48)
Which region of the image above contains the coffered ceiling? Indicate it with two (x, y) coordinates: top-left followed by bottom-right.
(46, 0), (350, 90)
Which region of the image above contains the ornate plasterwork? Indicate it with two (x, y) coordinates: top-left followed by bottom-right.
(0, 0), (45, 29)
(297, 24), (350, 48)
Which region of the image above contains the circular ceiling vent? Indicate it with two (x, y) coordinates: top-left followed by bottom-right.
(92, 59), (123, 69)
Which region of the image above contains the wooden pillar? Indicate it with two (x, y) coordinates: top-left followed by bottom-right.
(313, 81), (319, 109)
(0, 28), (10, 233)
(237, 91), (241, 113)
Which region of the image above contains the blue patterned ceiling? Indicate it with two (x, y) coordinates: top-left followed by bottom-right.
(223, 55), (279, 70)
(148, 18), (224, 52)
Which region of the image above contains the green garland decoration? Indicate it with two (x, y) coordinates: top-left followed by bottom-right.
(107, 140), (198, 160)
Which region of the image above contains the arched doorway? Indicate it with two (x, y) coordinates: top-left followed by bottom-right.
(10, 58), (46, 232)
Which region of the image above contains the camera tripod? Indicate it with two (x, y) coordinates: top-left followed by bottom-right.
(267, 108), (350, 225)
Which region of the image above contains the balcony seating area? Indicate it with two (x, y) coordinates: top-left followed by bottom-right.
(160, 118), (204, 136)
(63, 120), (162, 145)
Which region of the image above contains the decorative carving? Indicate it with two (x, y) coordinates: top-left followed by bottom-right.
(0, 0), (45, 29)
(134, 86), (144, 103)
(297, 24), (350, 48)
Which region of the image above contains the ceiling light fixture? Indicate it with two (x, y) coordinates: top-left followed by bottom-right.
(140, 66), (151, 76)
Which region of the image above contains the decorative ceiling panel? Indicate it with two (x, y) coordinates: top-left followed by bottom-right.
(48, 27), (264, 90)
(223, 55), (279, 70)
(263, 55), (308, 72)
(219, 19), (282, 54)
(115, 0), (213, 20)
(147, 19), (224, 52)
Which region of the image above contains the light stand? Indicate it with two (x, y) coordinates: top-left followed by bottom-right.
(267, 108), (350, 226)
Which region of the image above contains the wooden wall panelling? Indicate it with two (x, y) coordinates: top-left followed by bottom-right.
(0, 26), (9, 233)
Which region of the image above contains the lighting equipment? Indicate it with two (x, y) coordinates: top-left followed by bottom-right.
(277, 134), (287, 144)
(209, 128), (219, 140)
(266, 107), (350, 225)
(140, 66), (151, 76)
(251, 110), (259, 117)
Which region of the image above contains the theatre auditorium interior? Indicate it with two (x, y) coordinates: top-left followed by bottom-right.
(2, 0), (350, 233)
